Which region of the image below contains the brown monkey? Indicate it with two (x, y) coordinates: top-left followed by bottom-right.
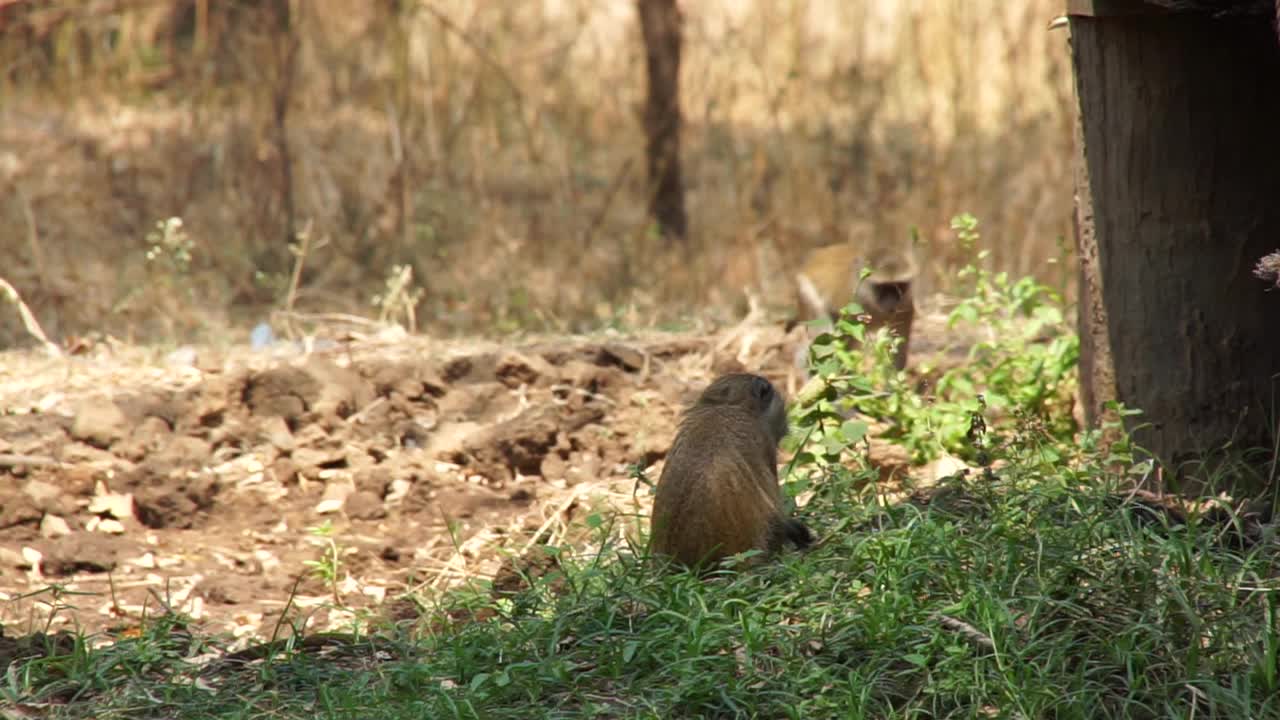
(649, 373), (814, 570)
(792, 240), (918, 373)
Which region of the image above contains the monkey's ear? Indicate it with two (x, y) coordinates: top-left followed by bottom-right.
(750, 375), (774, 403)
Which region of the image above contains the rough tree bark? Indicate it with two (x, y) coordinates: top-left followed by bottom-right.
(637, 0), (688, 245)
(1070, 10), (1280, 486)
(1070, 64), (1119, 446)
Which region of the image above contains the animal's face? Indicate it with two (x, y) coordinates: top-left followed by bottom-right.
(868, 280), (912, 313)
(851, 244), (918, 315)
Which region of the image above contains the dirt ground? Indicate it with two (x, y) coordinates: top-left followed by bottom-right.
(0, 314), (965, 652)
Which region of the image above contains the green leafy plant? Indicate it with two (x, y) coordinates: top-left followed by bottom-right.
(144, 216), (194, 275)
(371, 263), (425, 332)
(791, 213), (1079, 466)
(303, 520), (344, 605)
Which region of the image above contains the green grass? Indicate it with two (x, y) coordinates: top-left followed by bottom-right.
(9, 462), (1278, 719)
(5, 231), (1279, 719)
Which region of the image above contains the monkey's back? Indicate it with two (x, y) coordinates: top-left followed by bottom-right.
(793, 242), (917, 371)
(793, 244), (858, 323)
(650, 405), (782, 568)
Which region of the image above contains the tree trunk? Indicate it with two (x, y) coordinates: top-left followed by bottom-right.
(1070, 59), (1119, 447)
(637, 0), (688, 245)
(1070, 11), (1280, 488)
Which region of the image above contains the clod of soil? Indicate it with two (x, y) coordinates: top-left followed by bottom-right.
(70, 400), (129, 448)
(39, 534), (136, 577)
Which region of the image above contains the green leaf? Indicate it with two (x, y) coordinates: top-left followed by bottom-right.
(815, 358), (841, 377)
(839, 420), (868, 444)
(821, 434), (847, 456)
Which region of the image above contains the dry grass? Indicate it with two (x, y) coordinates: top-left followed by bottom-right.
(0, 0), (1076, 347)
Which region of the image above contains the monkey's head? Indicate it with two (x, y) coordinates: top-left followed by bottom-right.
(694, 373), (789, 444)
(854, 245), (917, 314)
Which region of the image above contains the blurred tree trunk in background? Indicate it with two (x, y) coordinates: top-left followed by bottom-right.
(267, 0), (299, 275)
(637, 0), (687, 246)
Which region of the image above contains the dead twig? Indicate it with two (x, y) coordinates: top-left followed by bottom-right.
(0, 454), (60, 468)
(582, 157), (634, 252)
(281, 220), (318, 340)
(932, 612), (997, 651)
(14, 184), (48, 289)
(419, 2), (539, 163)
(0, 276), (62, 357)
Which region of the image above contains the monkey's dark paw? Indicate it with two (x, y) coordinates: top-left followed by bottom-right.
(786, 519), (815, 549)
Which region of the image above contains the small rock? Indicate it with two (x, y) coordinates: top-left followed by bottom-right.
(39, 515), (72, 538)
(373, 325), (408, 343)
(424, 421), (482, 461)
(344, 490), (386, 520)
(35, 392), (64, 413)
(303, 358), (376, 420)
(244, 366), (318, 420)
(441, 355), (475, 382)
(598, 343), (645, 371)
(23, 479), (70, 515)
(0, 546), (26, 568)
(495, 351), (555, 389)
(87, 490), (136, 521)
(166, 346), (199, 367)
(129, 552), (157, 569)
(21, 547), (43, 572)
(96, 519), (127, 534)
(355, 466), (392, 495)
(315, 481), (354, 514)
(0, 494), (41, 529)
(924, 454), (972, 484)
(344, 447), (376, 473)
(565, 451), (602, 486)
(113, 416), (172, 462)
(271, 457), (298, 484)
(189, 376), (232, 427)
(540, 452), (569, 483)
(58, 466), (99, 497)
(70, 400), (129, 448)
(867, 434), (913, 485)
(292, 446), (347, 474)
(155, 435), (213, 467)
(201, 583), (248, 605)
(385, 477), (413, 505)
(559, 360), (622, 397)
(434, 382), (516, 422)
(40, 535), (131, 576)
(293, 422), (329, 447)
(133, 476), (219, 530)
(260, 416), (295, 452)
(395, 418), (435, 448)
